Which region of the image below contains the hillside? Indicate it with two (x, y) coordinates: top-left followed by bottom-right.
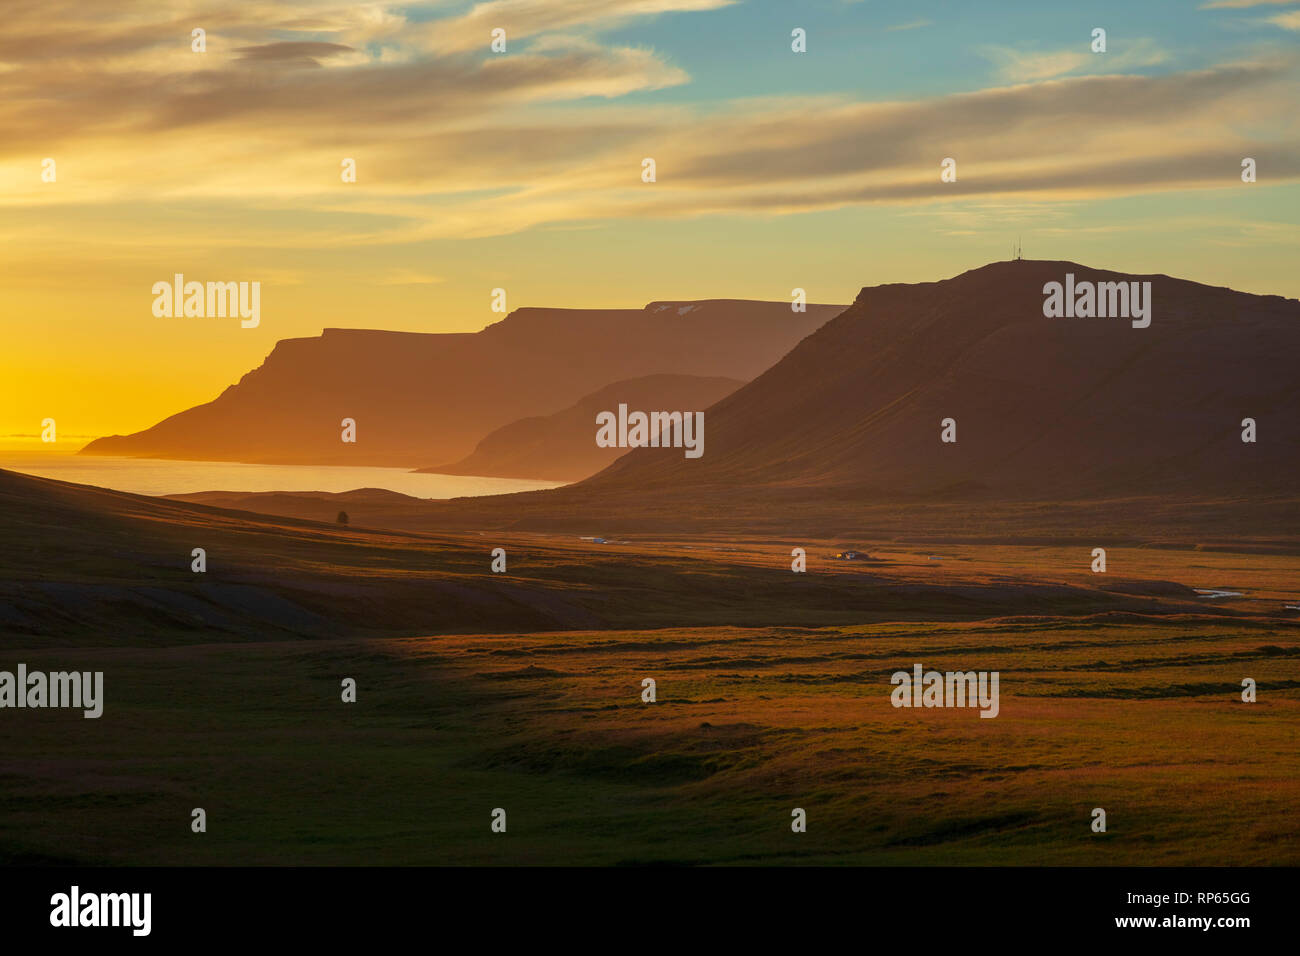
(79, 299), (845, 468)
(582, 260), (1300, 499)
(425, 374), (743, 481)
(2, 466), (1236, 647)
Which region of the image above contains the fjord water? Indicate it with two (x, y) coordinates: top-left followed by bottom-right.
(0, 451), (562, 498)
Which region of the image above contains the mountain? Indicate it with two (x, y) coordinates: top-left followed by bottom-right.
(79, 299), (845, 468)
(424, 374), (744, 481)
(156, 260), (1300, 541)
(578, 260), (1300, 500)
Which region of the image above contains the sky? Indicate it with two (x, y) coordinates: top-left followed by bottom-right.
(2, 0), (1298, 445)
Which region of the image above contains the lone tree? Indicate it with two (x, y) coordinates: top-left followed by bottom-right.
(336, 510), (349, 526)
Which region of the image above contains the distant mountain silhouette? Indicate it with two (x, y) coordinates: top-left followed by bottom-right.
(425, 374), (743, 481)
(159, 260), (1300, 541)
(577, 260), (1300, 499)
(80, 299), (845, 467)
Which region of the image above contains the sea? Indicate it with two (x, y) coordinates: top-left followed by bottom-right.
(0, 450), (563, 499)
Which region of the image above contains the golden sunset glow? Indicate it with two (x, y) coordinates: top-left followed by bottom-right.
(3, 0), (1298, 444)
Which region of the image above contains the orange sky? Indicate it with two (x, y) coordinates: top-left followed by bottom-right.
(3, 0), (1298, 446)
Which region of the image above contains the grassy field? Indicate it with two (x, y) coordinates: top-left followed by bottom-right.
(2, 469), (1297, 865)
(3, 616), (1297, 865)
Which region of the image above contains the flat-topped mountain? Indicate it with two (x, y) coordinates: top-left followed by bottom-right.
(80, 299), (845, 468)
(578, 260), (1299, 500)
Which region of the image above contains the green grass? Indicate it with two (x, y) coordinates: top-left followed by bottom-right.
(2, 618), (1295, 865)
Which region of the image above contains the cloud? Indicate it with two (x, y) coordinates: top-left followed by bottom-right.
(233, 42), (356, 64)
(419, 0), (737, 52)
(0, 23), (688, 149)
(981, 38), (1169, 83)
(1200, 0), (1299, 8)
(885, 19), (933, 32)
(0, 2), (1296, 253)
(1267, 10), (1300, 27)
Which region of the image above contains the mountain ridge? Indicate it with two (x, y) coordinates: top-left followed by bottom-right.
(80, 298), (846, 467)
(580, 259), (1300, 499)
